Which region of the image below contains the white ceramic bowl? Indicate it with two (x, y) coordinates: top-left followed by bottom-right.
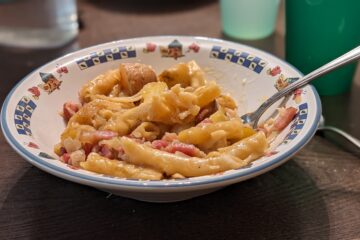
(1, 36), (321, 202)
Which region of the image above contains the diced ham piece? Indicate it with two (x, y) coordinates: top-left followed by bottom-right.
(164, 142), (200, 157)
(196, 101), (216, 123)
(196, 108), (210, 123)
(82, 143), (94, 156)
(61, 153), (71, 164)
(59, 147), (67, 155)
(151, 136), (202, 157)
(100, 145), (113, 159)
(151, 140), (170, 150)
(272, 107), (297, 131)
(197, 118), (213, 127)
(63, 102), (80, 121)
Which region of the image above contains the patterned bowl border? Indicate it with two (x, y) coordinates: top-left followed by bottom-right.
(209, 45), (267, 74)
(76, 46), (136, 70)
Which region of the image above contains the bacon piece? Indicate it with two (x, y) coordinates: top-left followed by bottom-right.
(63, 102), (80, 121)
(272, 107), (297, 131)
(164, 142), (200, 157)
(100, 145), (113, 159)
(151, 140), (170, 150)
(196, 108), (210, 122)
(61, 153), (71, 164)
(196, 118), (213, 127)
(196, 101), (216, 123)
(59, 147), (67, 156)
(82, 143), (93, 156)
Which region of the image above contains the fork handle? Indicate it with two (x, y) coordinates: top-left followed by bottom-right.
(318, 126), (360, 149)
(254, 45), (360, 120)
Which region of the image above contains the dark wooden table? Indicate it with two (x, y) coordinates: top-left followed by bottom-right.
(1, 1), (360, 239)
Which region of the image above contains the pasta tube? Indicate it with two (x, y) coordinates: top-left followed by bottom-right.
(120, 131), (267, 177)
(178, 119), (255, 147)
(79, 69), (121, 103)
(81, 152), (163, 180)
(158, 60), (206, 88)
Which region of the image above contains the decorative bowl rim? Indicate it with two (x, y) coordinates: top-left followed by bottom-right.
(0, 35), (322, 189)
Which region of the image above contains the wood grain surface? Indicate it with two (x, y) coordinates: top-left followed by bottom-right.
(0, 1), (359, 239)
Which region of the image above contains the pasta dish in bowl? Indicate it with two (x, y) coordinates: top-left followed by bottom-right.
(1, 36), (321, 202)
(56, 61), (297, 180)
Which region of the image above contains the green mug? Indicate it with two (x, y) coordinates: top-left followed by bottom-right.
(285, 0), (360, 95)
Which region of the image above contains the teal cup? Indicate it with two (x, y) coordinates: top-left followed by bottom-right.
(220, 0), (280, 40)
(285, 0), (360, 95)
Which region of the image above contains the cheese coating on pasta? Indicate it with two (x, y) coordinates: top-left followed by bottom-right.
(81, 153), (163, 180)
(56, 61), (271, 180)
(120, 132), (267, 177)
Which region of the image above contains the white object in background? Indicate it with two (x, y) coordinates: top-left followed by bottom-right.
(220, 0), (280, 40)
(0, 0), (78, 48)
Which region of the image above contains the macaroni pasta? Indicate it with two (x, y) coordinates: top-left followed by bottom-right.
(55, 61), (277, 180)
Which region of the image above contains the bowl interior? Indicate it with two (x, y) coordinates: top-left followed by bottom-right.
(1, 36), (321, 188)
